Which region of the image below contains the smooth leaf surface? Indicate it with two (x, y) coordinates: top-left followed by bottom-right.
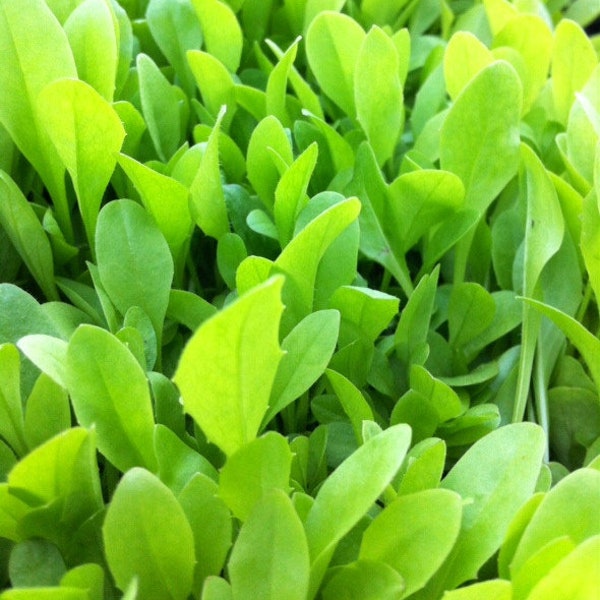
(66, 325), (157, 472)
(174, 277), (284, 456)
(103, 468), (195, 600)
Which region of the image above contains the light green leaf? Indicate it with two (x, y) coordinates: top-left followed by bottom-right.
(414, 423), (545, 597)
(355, 25), (404, 166)
(492, 14), (553, 115)
(246, 115), (293, 210)
(526, 535), (600, 600)
(37, 78), (125, 247)
(361, 489), (462, 596)
(440, 60), (522, 215)
(321, 560), (406, 600)
(228, 490), (310, 600)
(448, 282), (496, 349)
(0, 0), (76, 237)
(60, 563), (104, 600)
(95, 199), (174, 345)
(305, 424), (411, 595)
(265, 310), (340, 424)
(219, 432), (292, 521)
(0, 171), (58, 301)
(511, 468), (600, 576)
(178, 474), (232, 593)
(266, 36), (300, 127)
(64, 0), (118, 101)
(444, 31), (494, 101)
(581, 191), (600, 304)
(137, 53), (181, 162)
(103, 468), (195, 600)
(274, 142), (318, 247)
(551, 19), (598, 125)
(66, 325), (157, 472)
(0, 343), (26, 456)
(190, 106), (229, 239)
(174, 277), (285, 456)
(192, 0), (242, 73)
(147, 0), (203, 97)
(441, 579), (512, 599)
(305, 11), (365, 117)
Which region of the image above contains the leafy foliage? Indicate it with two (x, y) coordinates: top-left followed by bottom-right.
(0, 0), (599, 597)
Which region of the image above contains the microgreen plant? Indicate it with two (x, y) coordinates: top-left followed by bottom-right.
(0, 0), (599, 598)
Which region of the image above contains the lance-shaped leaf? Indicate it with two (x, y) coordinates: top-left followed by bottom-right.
(103, 468), (195, 600)
(229, 490), (310, 600)
(305, 424), (411, 596)
(444, 31), (494, 101)
(95, 199), (174, 347)
(513, 144), (564, 423)
(37, 79), (125, 247)
(66, 325), (157, 472)
(305, 11), (365, 117)
(274, 198), (361, 329)
(355, 25), (404, 166)
(265, 310), (340, 425)
(266, 36), (301, 127)
(192, 0), (242, 73)
(190, 106), (229, 239)
(0, 344), (26, 457)
(0, 0), (76, 237)
(413, 423), (545, 597)
(64, 0), (118, 102)
(147, 0), (203, 97)
(174, 277), (285, 456)
(0, 171), (58, 300)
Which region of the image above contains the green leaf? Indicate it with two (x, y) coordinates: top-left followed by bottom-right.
(0, 344), (26, 457)
(217, 232), (247, 290)
(526, 535), (600, 600)
(174, 277), (285, 456)
(395, 437), (446, 495)
(154, 425), (217, 495)
(103, 468), (195, 600)
(510, 468), (600, 575)
(441, 579), (512, 599)
(178, 474), (232, 592)
(492, 15), (553, 115)
(146, 0), (203, 97)
(137, 53), (182, 162)
(304, 424), (411, 595)
(0, 171), (58, 301)
(192, 0), (242, 73)
(219, 432), (292, 521)
(117, 154), (193, 275)
(64, 0), (118, 102)
(0, 0), (76, 237)
(246, 115), (293, 210)
(551, 19), (598, 125)
(444, 31), (494, 101)
(325, 369), (374, 443)
(414, 423), (545, 597)
(266, 36), (300, 127)
(360, 489), (462, 596)
(581, 190), (600, 305)
(60, 563), (104, 600)
(305, 11), (365, 117)
(201, 577), (233, 600)
(9, 539), (65, 588)
(23, 374), (70, 450)
(410, 365), (463, 422)
(265, 310), (340, 424)
(274, 142), (319, 247)
(440, 60), (522, 216)
(0, 589), (88, 599)
(355, 26), (404, 166)
(228, 490), (309, 600)
(321, 560), (406, 600)
(37, 79), (125, 247)
(274, 197), (361, 329)
(66, 325), (157, 472)
(448, 282), (496, 349)
(95, 199), (174, 347)
(166, 289), (217, 331)
(190, 107), (230, 239)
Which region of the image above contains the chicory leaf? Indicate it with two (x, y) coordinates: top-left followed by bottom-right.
(103, 467), (195, 600)
(37, 78), (125, 248)
(174, 277), (285, 456)
(66, 325), (157, 472)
